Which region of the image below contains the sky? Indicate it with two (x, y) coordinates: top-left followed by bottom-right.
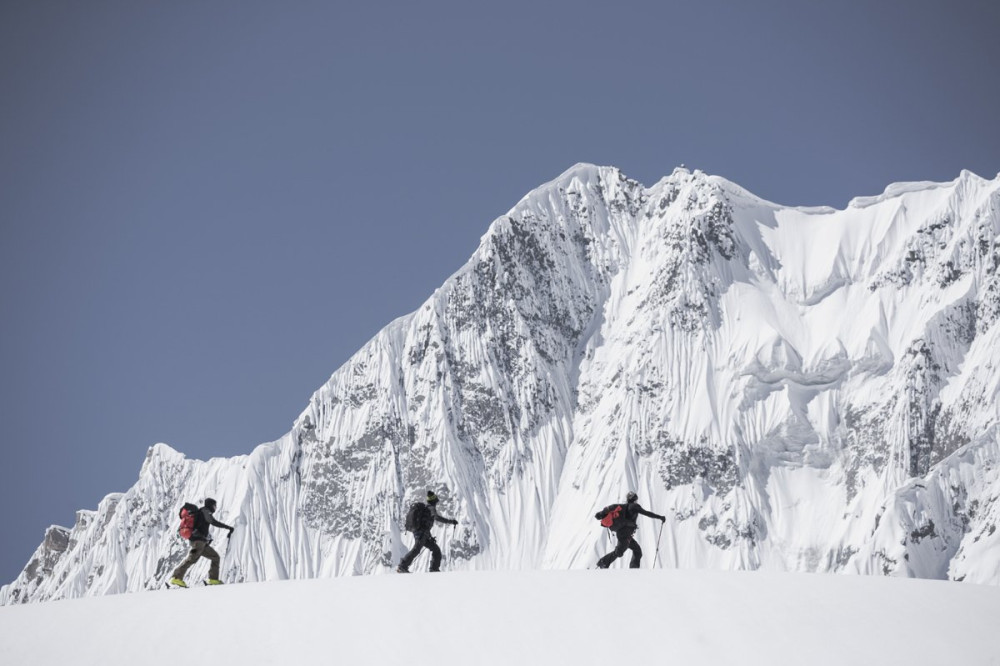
(1, 0), (998, 585)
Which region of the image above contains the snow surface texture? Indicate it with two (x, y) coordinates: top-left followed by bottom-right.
(5, 164), (1000, 604)
(1, 570), (999, 666)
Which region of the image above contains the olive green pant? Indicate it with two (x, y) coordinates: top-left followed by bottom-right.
(172, 540), (220, 581)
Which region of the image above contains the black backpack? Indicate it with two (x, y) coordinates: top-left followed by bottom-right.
(596, 504), (626, 530)
(405, 502), (432, 533)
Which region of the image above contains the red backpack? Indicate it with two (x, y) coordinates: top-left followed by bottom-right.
(598, 504), (625, 529)
(178, 503), (200, 539)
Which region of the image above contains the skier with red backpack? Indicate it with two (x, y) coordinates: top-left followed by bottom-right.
(169, 497), (235, 587)
(595, 491), (665, 569)
(397, 490), (458, 573)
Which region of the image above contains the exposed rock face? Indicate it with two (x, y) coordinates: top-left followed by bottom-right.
(5, 165), (1000, 604)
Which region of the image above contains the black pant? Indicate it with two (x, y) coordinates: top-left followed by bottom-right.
(399, 531), (442, 571)
(597, 529), (642, 568)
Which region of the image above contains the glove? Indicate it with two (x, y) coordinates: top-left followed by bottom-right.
(450, 519), (459, 526)
(228, 527), (235, 538)
(659, 516), (666, 523)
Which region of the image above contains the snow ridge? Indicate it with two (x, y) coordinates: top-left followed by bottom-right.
(4, 164), (1000, 604)
(4, 571), (1000, 666)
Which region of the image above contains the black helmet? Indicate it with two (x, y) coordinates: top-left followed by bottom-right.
(626, 491), (638, 503)
(204, 498), (218, 511)
(426, 490), (439, 505)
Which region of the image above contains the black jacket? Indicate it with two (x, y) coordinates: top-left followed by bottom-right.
(191, 506), (233, 542)
(622, 502), (662, 528)
(417, 504), (457, 533)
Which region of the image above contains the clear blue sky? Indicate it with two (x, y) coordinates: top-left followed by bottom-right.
(1, 0), (997, 584)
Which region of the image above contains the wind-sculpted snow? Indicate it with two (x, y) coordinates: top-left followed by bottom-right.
(5, 164), (1000, 604)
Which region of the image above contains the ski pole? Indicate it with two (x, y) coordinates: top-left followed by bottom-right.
(653, 523), (664, 569)
(445, 524), (455, 571)
(224, 529), (232, 566)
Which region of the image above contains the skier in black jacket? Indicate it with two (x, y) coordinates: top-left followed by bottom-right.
(170, 497), (234, 587)
(596, 491), (665, 569)
(397, 491), (458, 573)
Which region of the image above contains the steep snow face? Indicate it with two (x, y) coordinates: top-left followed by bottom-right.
(4, 164), (1000, 604)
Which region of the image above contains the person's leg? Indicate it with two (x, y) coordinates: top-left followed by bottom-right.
(426, 536), (442, 572)
(203, 543), (221, 580)
(613, 530), (634, 557)
(172, 541), (206, 580)
(399, 533), (426, 571)
(627, 538), (643, 568)
(597, 531), (630, 568)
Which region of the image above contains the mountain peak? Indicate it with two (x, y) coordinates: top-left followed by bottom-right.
(847, 169), (996, 209)
(5, 165), (1000, 604)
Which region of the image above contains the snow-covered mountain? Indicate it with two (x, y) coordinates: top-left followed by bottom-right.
(5, 164), (1000, 604)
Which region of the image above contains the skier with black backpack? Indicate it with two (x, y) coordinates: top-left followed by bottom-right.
(595, 491), (665, 569)
(397, 490), (458, 573)
(169, 497), (235, 587)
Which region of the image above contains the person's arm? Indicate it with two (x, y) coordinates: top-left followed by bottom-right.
(210, 515), (234, 532)
(434, 513), (458, 526)
(635, 505), (666, 522)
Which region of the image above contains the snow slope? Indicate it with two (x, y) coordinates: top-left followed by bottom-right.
(2, 570), (998, 666)
(5, 164), (1000, 604)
